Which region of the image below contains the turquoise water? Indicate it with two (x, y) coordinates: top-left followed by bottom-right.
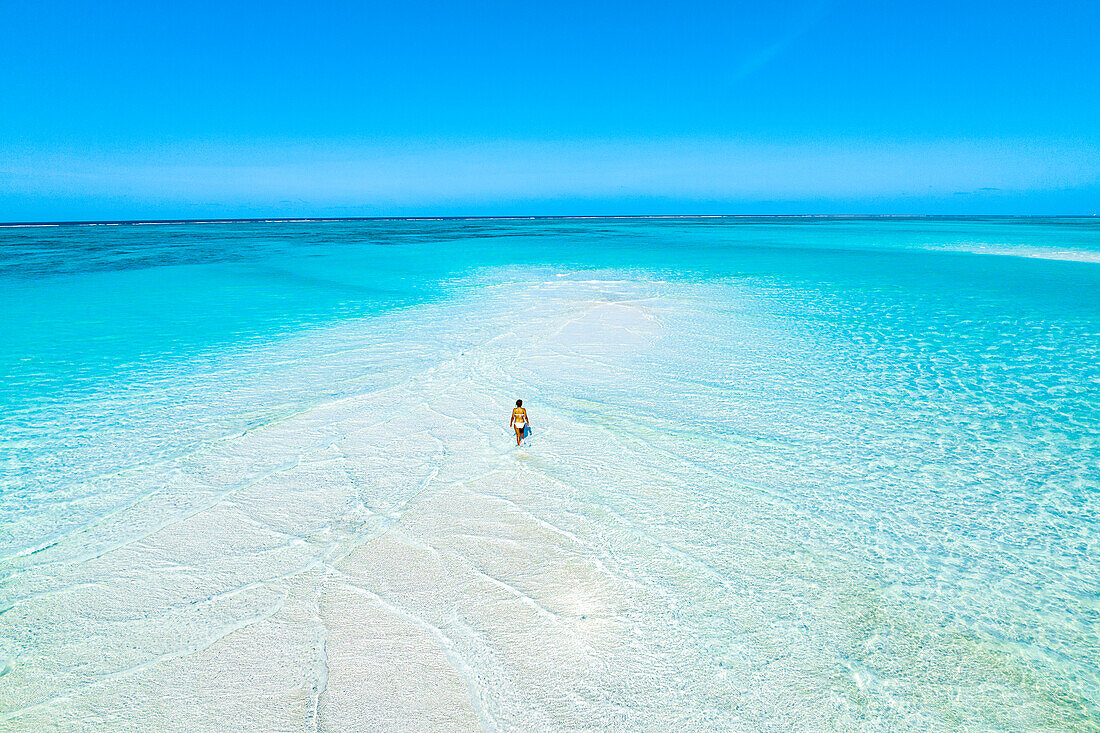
(1, 218), (1098, 730)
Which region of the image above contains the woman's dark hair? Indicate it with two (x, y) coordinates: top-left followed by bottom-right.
(516, 399), (522, 407)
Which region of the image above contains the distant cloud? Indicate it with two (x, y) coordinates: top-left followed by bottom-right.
(3, 136), (1097, 220)
(954, 187), (1004, 195)
(730, 0), (832, 82)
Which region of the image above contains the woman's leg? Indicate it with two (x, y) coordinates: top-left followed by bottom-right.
(514, 427), (523, 446)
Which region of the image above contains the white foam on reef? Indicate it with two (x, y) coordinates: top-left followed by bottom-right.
(1, 274), (1097, 730)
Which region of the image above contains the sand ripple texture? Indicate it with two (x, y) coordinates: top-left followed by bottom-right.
(2, 272), (1099, 732)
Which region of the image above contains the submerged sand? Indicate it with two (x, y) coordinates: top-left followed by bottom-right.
(2, 276), (1096, 731)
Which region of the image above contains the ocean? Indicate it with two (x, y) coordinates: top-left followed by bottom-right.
(1, 217), (1098, 730)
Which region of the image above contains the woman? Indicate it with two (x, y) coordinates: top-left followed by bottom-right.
(510, 399), (530, 446)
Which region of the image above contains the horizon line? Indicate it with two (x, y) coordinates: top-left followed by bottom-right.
(2, 213), (1098, 228)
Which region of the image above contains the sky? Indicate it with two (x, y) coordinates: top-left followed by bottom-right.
(1, 0), (1098, 220)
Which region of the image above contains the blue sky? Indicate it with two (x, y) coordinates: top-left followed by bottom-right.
(2, 0), (1098, 220)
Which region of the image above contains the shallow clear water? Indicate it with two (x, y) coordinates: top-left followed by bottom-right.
(1, 217), (1098, 730)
